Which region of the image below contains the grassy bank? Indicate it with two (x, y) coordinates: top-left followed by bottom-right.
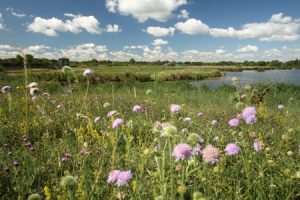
(3, 66), (222, 84)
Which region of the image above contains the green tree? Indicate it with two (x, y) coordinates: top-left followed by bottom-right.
(129, 58), (136, 65)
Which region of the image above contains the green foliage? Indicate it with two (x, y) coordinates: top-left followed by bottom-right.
(0, 75), (299, 199)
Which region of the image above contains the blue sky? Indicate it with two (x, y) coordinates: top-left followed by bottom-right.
(0, 0), (300, 61)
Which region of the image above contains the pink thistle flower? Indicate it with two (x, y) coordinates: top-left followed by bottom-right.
(228, 118), (239, 127)
(112, 118), (123, 129)
(170, 104), (181, 114)
(202, 145), (220, 164)
(172, 143), (193, 160)
(225, 143), (240, 156)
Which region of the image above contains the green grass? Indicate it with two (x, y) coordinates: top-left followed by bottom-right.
(0, 72), (300, 199)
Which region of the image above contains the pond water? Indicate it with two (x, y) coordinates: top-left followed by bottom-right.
(193, 69), (300, 88)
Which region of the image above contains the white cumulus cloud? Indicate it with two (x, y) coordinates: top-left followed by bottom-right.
(105, 0), (187, 22)
(105, 24), (122, 32)
(236, 45), (258, 53)
(6, 7), (26, 18)
(175, 18), (210, 35)
(210, 13), (300, 41)
(145, 26), (175, 37)
(175, 13), (300, 42)
(178, 9), (189, 19)
(27, 14), (102, 36)
(152, 39), (168, 46)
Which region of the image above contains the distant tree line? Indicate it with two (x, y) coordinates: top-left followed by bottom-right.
(0, 54), (58, 69)
(1, 55), (300, 69)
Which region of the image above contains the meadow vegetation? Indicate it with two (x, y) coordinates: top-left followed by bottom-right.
(0, 66), (299, 200)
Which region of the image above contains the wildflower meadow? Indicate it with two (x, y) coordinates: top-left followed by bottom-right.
(0, 68), (300, 200)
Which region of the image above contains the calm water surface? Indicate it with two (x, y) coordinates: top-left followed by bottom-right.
(194, 69), (300, 88)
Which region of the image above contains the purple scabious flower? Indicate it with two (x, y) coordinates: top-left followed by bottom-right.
(202, 145), (220, 164)
(228, 118), (239, 127)
(211, 120), (218, 126)
(107, 110), (117, 117)
(277, 104), (284, 110)
(112, 118), (123, 129)
(170, 104), (181, 114)
(245, 115), (257, 125)
(116, 171), (133, 187)
(253, 140), (263, 151)
(172, 143), (193, 160)
(107, 170), (121, 183)
(242, 106), (257, 125)
(225, 143), (240, 156)
(132, 105), (143, 112)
